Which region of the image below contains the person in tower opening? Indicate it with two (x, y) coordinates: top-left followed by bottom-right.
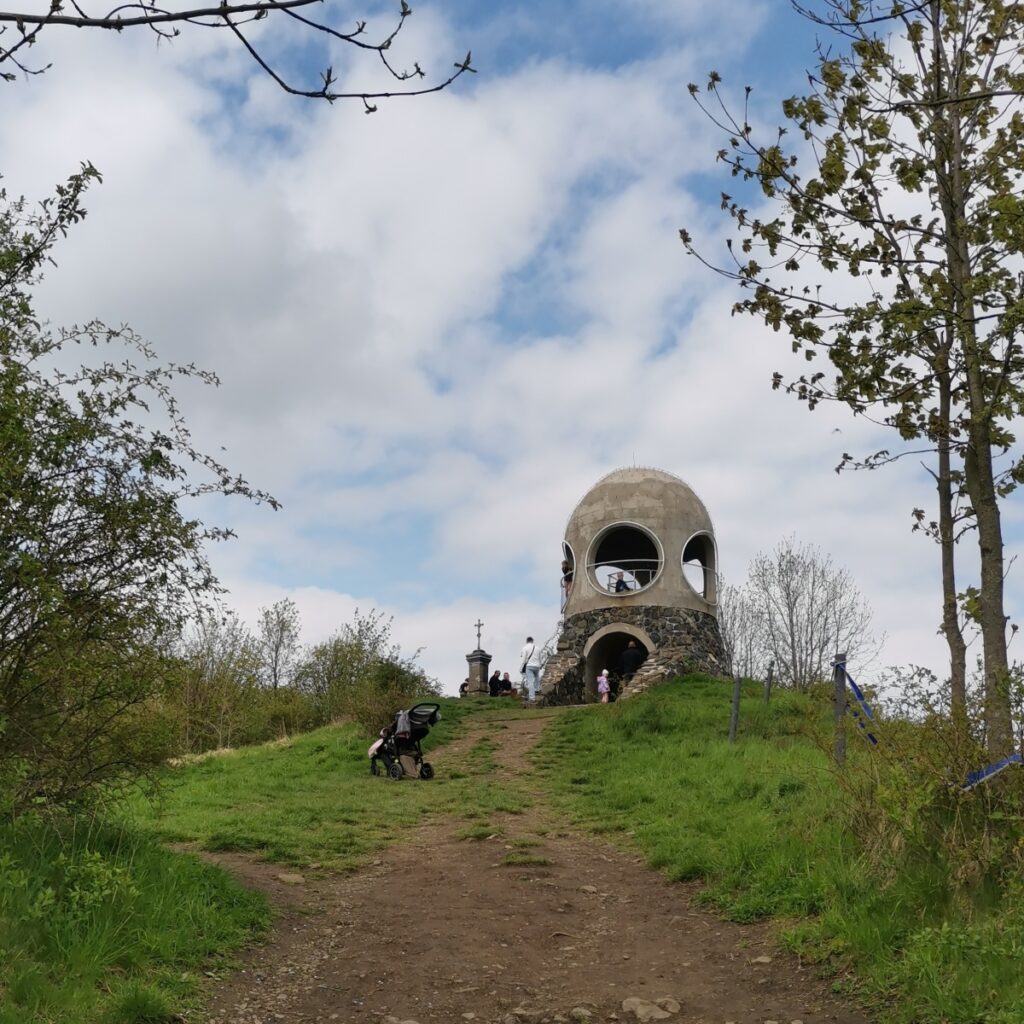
(520, 636), (542, 703)
(613, 571), (630, 593)
(617, 640), (646, 683)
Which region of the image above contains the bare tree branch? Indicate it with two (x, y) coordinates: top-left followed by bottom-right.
(0, 0), (475, 106)
(0, 0), (317, 30)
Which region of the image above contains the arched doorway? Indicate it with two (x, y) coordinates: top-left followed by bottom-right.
(582, 624), (653, 701)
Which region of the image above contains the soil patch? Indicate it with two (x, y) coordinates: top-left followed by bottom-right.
(200, 716), (869, 1024)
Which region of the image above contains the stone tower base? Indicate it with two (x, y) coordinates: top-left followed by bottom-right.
(540, 606), (724, 705)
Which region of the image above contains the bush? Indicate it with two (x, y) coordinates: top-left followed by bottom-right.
(0, 171), (273, 813)
(344, 661), (441, 737)
(231, 687), (317, 746)
(844, 670), (1024, 908)
(293, 609), (439, 731)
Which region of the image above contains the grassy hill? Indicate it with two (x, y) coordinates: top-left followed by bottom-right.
(132, 695), (530, 869)
(537, 676), (1024, 1024)
(4, 680), (1024, 1023)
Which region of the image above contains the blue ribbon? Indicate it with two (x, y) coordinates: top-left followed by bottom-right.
(838, 664), (1023, 789)
(842, 667), (878, 746)
(961, 752), (1023, 791)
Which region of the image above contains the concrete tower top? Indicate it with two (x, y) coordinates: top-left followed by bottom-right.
(561, 466), (718, 617)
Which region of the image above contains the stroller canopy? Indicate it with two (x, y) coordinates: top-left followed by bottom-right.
(392, 702), (441, 741)
(406, 702), (441, 728)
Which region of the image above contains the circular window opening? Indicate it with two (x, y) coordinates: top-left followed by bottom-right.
(588, 523), (663, 595)
(682, 532), (717, 603)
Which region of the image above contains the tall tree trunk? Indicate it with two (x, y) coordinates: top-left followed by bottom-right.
(936, 348), (968, 726)
(925, 2), (969, 737)
(935, 26), (1014, 754)
(964, 436), (1014, 753)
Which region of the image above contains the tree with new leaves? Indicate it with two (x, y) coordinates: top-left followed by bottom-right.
(0, 1), (473, 112)
(293, 608), (437, 731)
(257, 597), (300, 690)
(175, 609), (261, 750)
(681, 0), (1024, 753)
(0, 167), (276, 810)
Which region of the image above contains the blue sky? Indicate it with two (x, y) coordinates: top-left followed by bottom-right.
(4, 0), (1021, 688)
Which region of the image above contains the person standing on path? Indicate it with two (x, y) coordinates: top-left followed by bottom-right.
(597, 669), (611, 704)
(520, 636), (541, 703)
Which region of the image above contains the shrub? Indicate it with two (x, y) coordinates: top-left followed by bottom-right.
(0, 171), (273, 813)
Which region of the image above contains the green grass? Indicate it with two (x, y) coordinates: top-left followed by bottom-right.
(0, 813), (269, 1024)
(536, 675), (1024, 1024)
(456, 822), (504, 841)
(133, 696), (528, 870)
(537, 676), (833, 917)
(501, 852), (551, 866)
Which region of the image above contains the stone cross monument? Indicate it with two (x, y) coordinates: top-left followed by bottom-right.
(465, 619), (492, 695)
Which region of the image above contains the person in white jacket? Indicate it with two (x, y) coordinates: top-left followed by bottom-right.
(520, 636), (541, 702)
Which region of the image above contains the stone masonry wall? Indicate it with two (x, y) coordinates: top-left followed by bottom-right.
(540, 605), (724, 705)
(538, 650), (586, 706)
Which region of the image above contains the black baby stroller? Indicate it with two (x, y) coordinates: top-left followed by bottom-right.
(367, 702), (441, 780)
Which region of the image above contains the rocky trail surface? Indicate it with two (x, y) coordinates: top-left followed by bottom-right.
(199, 714), (869, 1024)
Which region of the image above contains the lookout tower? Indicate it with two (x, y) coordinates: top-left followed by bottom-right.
(541, 467), (724, 703)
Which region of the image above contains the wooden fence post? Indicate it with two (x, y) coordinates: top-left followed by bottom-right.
(729, 674), (742, 743)
(833, 652), (847, 767)
(764, 661), (774, 705)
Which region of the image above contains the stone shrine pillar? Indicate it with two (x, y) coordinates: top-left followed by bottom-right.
(465, 618), (492, 695)
(465, 647), (492, 695)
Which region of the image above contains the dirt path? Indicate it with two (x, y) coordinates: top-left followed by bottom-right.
(200, 716), (869, 1024)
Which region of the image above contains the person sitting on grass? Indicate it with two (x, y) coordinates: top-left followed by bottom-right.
(488, 670), (503, 697)
(500, 672), (517, 696)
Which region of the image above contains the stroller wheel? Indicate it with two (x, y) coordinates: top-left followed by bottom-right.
(370, 760), (379, 776)
(387, 762), (404, 781)
(419, 762), (434, 780)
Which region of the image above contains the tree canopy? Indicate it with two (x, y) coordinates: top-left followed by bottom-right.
(683, 0), (1024, 752)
